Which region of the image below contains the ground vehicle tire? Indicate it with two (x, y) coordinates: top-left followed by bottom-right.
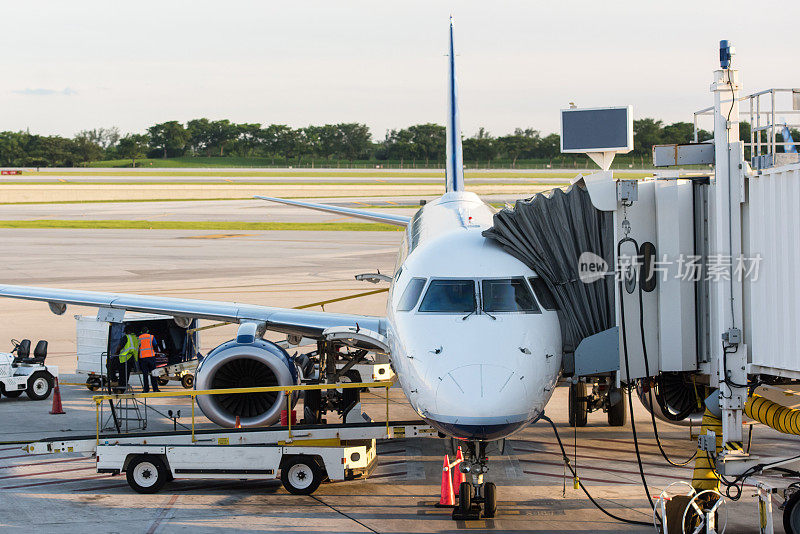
(126, 455), (169, 494)
(157, 377), (169, 387)
(784, 490), (800, 534)
(1, 383), (23, 398)
(607, 387), (627, 426)
(86, 376), (102, 391)
(568, 382), (588, 427)
(459, 482), (474, 515)
(280, 456), (324, 495)
(180, 374), (194, 389)
(483, 482), (497, 518)
(26, 371), (53, 400)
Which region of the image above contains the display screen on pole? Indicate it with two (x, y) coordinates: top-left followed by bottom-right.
(560, 106), (633, 153)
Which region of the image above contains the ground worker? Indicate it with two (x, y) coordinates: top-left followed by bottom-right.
(117, 327), (139, 390)
(137, 327), (161, 393)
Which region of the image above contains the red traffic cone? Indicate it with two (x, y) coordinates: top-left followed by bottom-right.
(49, 377), (65, 415)
(435, 454), (455, 507)
(452, 447), (465, 495)
(234, 415), (241, 429)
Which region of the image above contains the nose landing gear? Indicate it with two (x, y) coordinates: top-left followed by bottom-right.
(452, 441), (497, 520)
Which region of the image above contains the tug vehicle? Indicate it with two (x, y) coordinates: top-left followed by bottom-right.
(0, 339), (58, 400)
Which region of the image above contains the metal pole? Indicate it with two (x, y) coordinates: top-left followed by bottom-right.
(385, 384), (390, 437)
(771, 89), (776, 158)
(191, 394), (195, 443)
(286, 391), (292, 440)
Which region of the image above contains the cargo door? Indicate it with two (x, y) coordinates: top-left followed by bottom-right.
(75, 316), (110, 375)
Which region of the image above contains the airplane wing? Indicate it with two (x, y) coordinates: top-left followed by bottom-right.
(255, 196), (411, 226)
(0, 284), (385, 339)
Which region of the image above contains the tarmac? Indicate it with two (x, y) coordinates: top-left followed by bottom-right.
(0, 195), (795, 533)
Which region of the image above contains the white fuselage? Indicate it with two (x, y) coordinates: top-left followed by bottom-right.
(385, 191), (562, 441)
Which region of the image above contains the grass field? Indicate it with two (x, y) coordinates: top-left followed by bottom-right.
(0, 220), (401, 232)
(25, 170), (653, 180)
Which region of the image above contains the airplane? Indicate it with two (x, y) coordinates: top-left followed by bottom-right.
(0, 17), (562, 516)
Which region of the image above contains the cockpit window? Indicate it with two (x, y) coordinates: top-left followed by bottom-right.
(397, 277), (426, 311)
(529, 277), (558, 311)
(418, 279), (476, 313)
(482, 278), (540, 313)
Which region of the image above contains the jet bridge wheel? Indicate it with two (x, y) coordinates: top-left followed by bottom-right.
(606, 387), (627, 426)
(126, 455), (169, 494)
(568, 382), (588, 427)
(280, 455), (324, 495)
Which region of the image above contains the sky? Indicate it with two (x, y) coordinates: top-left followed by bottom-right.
(2, 0), (798, 140)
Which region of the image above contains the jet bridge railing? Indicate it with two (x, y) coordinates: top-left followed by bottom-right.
(91, 378), (396, 445)
(693, 88), (800, 168)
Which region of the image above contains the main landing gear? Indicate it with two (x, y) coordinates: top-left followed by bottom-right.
(453, 441), (497, 520)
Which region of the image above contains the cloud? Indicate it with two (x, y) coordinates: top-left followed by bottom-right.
(12, 87), (77, 96)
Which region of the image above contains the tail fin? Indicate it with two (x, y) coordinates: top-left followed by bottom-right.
(446, 16), (465, 192)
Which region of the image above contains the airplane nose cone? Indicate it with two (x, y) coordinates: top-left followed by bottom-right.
(435, 364), (527, 418)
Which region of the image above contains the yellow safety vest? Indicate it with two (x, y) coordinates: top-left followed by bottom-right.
(119, 334), (139, 363)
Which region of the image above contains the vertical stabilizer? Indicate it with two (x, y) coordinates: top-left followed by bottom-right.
(446, 16), (465, 192)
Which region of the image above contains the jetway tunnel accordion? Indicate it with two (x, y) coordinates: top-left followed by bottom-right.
(194, 338), (299, 428)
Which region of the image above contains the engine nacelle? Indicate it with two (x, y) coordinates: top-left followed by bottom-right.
(195, 338), (298, 428)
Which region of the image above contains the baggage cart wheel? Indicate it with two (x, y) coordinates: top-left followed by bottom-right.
(483, 482), (497, 518)
(181, 374), (194, 389)
(86, 376), (102, 391)
(26, 371), (53, 400)
(281, 456), (324, 495)
(126, 455), (169, 494)
(157, 377), (170, 387)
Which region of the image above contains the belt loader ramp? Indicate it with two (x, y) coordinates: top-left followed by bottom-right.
(22, 380), (435, 495)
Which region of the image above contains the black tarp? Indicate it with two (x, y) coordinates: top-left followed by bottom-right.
(482, 183), (614, 354)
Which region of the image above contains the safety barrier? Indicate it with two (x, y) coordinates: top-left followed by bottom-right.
(91, 378), (396, 445)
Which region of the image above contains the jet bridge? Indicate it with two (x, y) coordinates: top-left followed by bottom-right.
(485, 40), (800, 532)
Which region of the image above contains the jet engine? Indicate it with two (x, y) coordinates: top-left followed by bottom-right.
(194, 338), (299, 428)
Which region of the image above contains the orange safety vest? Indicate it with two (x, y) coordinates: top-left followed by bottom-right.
(138, 334), (155, 358)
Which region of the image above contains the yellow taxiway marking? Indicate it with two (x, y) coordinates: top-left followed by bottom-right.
(58, 178), (68, 183)
(384, 200), (398, 205)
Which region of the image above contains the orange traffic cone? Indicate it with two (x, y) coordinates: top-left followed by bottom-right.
(49, 377), (65, 415)
(234, 415), (241, 428)
(435, 454), (455, 507)
(452, 447), (465, 495)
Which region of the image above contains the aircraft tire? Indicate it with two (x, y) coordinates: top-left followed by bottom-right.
(568, 382), (588, 427)
(607, 387), (627, 426)
(458, 482), (473, 515)
(483, 482), (497, 518)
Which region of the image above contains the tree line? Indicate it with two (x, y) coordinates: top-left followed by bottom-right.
(1, 118), (788, 168)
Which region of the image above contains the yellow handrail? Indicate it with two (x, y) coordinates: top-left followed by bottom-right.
(94, 379), (396, 444)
